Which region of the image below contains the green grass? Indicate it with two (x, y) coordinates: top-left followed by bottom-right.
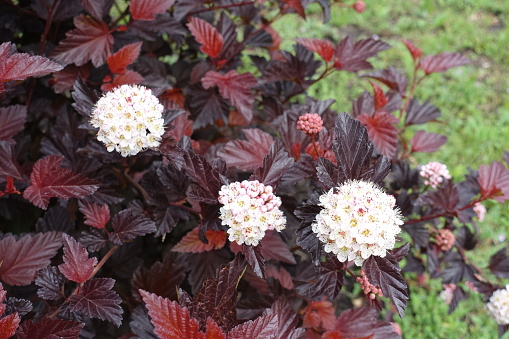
(270, 1), (509, 337)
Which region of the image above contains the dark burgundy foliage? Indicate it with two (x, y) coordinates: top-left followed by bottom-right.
(0, 0), (505, 337)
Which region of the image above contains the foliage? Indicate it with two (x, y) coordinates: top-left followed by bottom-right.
(0, 0), (508, 338)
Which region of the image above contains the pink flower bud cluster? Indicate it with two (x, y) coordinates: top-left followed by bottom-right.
(440, 284), (456, 305)
(419, 161), (451, 188)
(90, 85), (165, 157)
(353, 1), (366, 13)
(312, 180), (403, 266)
(473, 202), (486, 222)
(487, 285), (509, 325)
(218, 180), (286, 246)
(356, 270), (383, 299)
(297, 113), (323, 136)
(435, 229), (455, 251)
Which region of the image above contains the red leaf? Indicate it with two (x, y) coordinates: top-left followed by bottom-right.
(58, 234), (97, 283)
(130, 0), (175, 21)
(204, 318), (226, 339)
(52, 64), (91, 94)
(0, 313), (20, 339)
(410, 130), (447, 153)
(478, 161), (509, 202)
(78, 200), (110, 229)
(217, 129), (274, 171)
(23, 155), (99, 210)
(0, 141), (23, 179)
(63, 278), (123, 327)
(0, 232), (62, 286)
(266, 266), (294, 290)
(280, 0), (305, 18)
(228, 314), (278, 339)
(107, 42), (142, 74)
(172, 228), (227, 253)
(101, 70), (144, 91)
(140, 290), (204, 339)
(401, 39), (422, 61)
(16, 318), (84, 339)
(357, 112), (399, 158)
(109, 209), (157, 244)
(369, 81), (388, 110)
(0, 42), (63, 85)
(333, 37), (391, 72)
(187, 17), (224, 58)
(419, 52), (470, 74)
(0, 105), (26, 141)
(260, 231), (296, 264)
(302, 300), (336, 331)
(323, 331), (373, 339)
(202, 70), (257, 123)
(296, 38), (335, 62)
(332, 307), (397, 338)
(51, 15), (114, 67)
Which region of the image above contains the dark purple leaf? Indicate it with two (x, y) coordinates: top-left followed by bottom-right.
(402, 223), (429, 248)
(489, 248), (509, 279)
(404, 98), (441, 125)
(4, 297), (32, 317)
(417, 180), (459, 213)
(35, 205), (75, 233)
(61, 278), (123, 327)
(59, 234), (97, 283)
(186, 248), (232, 294)
(296, 254), (344, 301)
(109, 209), (157, 245)
(316, 157), (339, 189)
(363, 255), (408, 318)
(16, 318), (84, 339)
(448, 285), (466, 313)
(0, 140), (23, 179)
(0, 232), (62, 286)
(130, 305), (157, 339)
(250, 139), (294, 190)
(333, 307), (400, 339)
(262, 297), (306, 339)
(187, 85), (230, 129)
(295, 203), (324, 265)
(362, 67), (408, 96)
(0, 105), (26, 141)
(420, 52), (470, 74)
(80, 0), (114, 20)
(241, 244), (265, 278)
(411, 130), (447, 153)
(228, 313), (278, 339)
(71, 77), (99, 118)
(478, 161), (509, 202)
(402, 252), (425, 275)
(455, 225), (477, 251)
(77, 229), (108, 252)
(389, 243), (410, 262)
(35, 266), (65, 301)
(442, 251), (475, 284)
(333, 37), (391, 72)
(260, 231), (296, 264)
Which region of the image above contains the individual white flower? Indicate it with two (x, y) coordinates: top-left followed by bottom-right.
(311, 180), (403, 266)
(90, 84), (165, 157)
(419, 161), (451, 188)
(218, 180), (286, 246)
(487, 285), (509, 325)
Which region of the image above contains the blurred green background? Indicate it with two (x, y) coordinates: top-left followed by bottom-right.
(271, 1), (509, 337)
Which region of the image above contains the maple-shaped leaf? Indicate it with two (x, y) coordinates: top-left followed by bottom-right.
(0, 42), (63, 87)
(78, 200), (110, 229)
(404, 98), (441, 125)
(419, 52), (470, 74)
(0, 141), (23, 180)
(101, 70), (144, 91)
(107, 42), (142, 74)
(130, 0), (175, 21)
(402, 39), (423, 61)
(202, 70), (257, 123)
(332, 307), (400, 339)
(0, 105), (26, 141)
(58, 234), (97, 283)
(81, 0), (114, 20)
(410, 130), (447, 153)
(0, 232), (62, 286)
(478, 161), (509, 202)
(296, 254), (344, 301)
(140, 290), (204, 339)
(280, 0), (305, 18)
(250, 139), (294, 190)
(296, 38), (335, 62)
(217, 129), (274, 171)
(71, 77), (100, 117)
(332, 112), (391, 184)
(363, 255), (408, 318)
(77, 229), (109, 252)
(295, 202), (325, 264)
(260, 231), (296, 264)
(35, 266), (65, 301)
(204, 318), (226, 338)
(442, 251), (476, 284)
(333, 37), (391, 72)
(302, 300), (336, 331)
(228, 313), (278, 339)
(357, 111), (398, 158)
(172, 228), (227, 253)
(187, 17), (224, 58)
(369, 81), (389, 110)
(16, 318), (84, 339)
(108, 208), (157, 244)
(262, 297), (306, 339)
(361, 67), (408, 97)
(23, 155), (99, 210)
(61, 278), (123, 327)
(241, 245), (265, 278)
(51, 15), (114, 67)
(0, 313), (20, 339)
(4, 298), (32, 317)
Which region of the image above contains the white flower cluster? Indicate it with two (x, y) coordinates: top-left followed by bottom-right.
(487, 285), (509, 325)
(90, 85), (165, 157)
(312, 180), (403, 266)
(218, 180), (286, 246)
(419, 161), (451, 188)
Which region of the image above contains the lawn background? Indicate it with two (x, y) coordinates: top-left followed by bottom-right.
(270, 1), (509, 337)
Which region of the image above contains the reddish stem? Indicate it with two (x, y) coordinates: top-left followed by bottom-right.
(405, 197), (484, 225)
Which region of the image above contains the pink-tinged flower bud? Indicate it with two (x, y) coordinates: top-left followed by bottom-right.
(419, 161), (451, 188)
(439, 284), (456, 305)
(353, 1), (366, 13)
(473, 202), (486, 222)
(297, 113), (323, 136)
(435, 229), (455, 252)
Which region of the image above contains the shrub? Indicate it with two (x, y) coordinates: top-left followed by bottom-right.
(0, 0), (508, 338)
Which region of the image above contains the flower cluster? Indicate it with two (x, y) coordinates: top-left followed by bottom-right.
(440, 284), (456, 305)
(90, 85), (165, 157)
(356, 270), (383, 299)
(218, 180), (286, 246)
(487, 285), (509, 325)
(297, 113), (323, 136)
(419, 161), (451, 188)
(353, 0), (366, 13)
(473, 202), (486, 222)
(312, 180), (403, 266)
(435, 229), (456, 251)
